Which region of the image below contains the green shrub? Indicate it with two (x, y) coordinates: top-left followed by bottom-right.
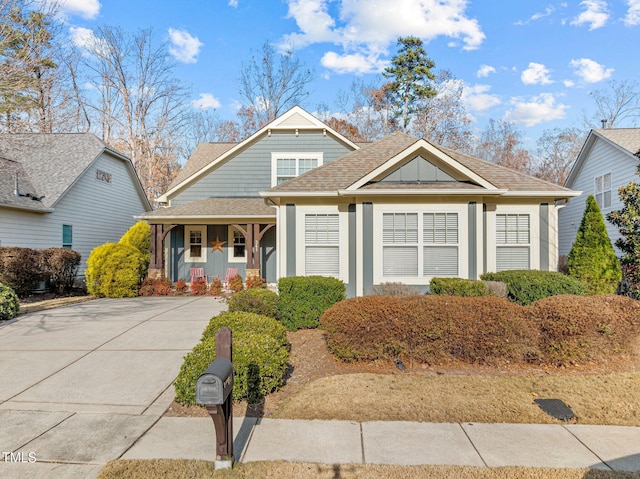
(321, 295), (537, 365)
(529, 295), (640, 366)
(227, 289), (279, 317)
(429, 278), (490, 297)
(0, 283), (20, 321)
(369, 282), (418, 295)
(277, 276), (346, 330)
(567, 195), (621, 295)
(174, 330), (289, 405)
(41, 248), (81, 294)
(201, 311), (288, 349)
(480, 270), (587, 305)
(119, 221), (151, 278)
(0, 247), (43, 297)
(85, 243), (143, 298)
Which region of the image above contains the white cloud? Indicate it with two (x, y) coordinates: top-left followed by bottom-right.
(625, 0), (640, 25)
(68, 26), (109, 56)
(461, 84), (501, 112)
(570, 58), (614, 83)
(228, 0), (238, 6)
(571, 0), (609, 30)
(192, 93), (221, 110)
(521, 62), (553, 85)
(477, 65), (496, 78)
(168, 28), (203, 64)
(504, 93), (568, 127)
(55, 0), (100, 19)
(281, 0), (485, 74)
(515, 5), (555, 25)
(563, 79), (576, 87)
(320, 51), (387, 74)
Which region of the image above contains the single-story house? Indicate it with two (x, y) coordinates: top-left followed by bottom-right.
(559, 128), (640, 257)
(140, 106), (579, 296)
(0, 133), (152, 276)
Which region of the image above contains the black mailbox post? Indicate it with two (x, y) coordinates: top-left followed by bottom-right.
(195, 326), (234, 468)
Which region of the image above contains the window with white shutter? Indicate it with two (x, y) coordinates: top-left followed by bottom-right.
(496, 214), (530, 271)
(305, 214), (339, 276)
(423, 213), (458, 276)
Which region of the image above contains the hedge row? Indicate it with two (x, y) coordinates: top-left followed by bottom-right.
(0, 247), (81, 297)
(174, 311), (290, 405)
(321, 294), (640, 367)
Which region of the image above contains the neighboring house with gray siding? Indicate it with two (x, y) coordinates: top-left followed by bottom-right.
(559, 129), (640, 258)
(0, 133), (152, 278)
(141, 106), (579, 297)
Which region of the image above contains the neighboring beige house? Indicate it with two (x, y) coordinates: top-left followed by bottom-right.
(141, 106), (579, 296)
(0, 133), (152, 276)
(559, 128), (640, 257)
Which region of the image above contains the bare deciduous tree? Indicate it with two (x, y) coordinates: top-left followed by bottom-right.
(238, 41), (314, 128)
(474, 119), (532, 173)
(78, 27), (191, 200)
(532, 127), (585, 185)
(583, 79), (640, 129)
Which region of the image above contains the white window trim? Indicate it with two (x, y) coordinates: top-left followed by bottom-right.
(594, 172), (612, 210)
(271, 152), (323, 187)
(228, 225), (247, 263)
(295, 205), (348, 282)
(495, 212), (531, 272)
(373, 204), (468, 285)
(185, 225), (206, 263)
(486, 205), (540, 273)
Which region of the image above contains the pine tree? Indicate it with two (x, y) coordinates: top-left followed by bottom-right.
(382, 36), (436, 132)
(567, 194), (621, 294)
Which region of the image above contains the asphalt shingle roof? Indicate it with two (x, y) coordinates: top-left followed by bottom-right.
(596, 128), (640, 155)
(0, 133), (127, 209)
(169, 143), (236, 190)
(139, 197), (275, 220)
(267, 131), (573, 195)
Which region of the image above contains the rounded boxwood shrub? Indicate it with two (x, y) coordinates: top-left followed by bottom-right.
(480, 270), (588, 305)
(429, 277), (490, 297)
(0, 283), (20, 321)
(201, 311), (288, 349)
(227, 289), (279, 317)
(277, 276), (346, 330)
(85, 243), (143, 298)
(174, 330), (289, 405)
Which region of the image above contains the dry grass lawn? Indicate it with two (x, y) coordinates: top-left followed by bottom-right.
(97, 460), (640, 479)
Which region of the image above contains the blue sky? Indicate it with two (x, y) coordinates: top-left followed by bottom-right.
(57, 0), (639, 145)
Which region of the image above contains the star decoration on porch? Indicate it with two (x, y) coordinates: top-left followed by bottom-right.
(210, 235), (226, 252)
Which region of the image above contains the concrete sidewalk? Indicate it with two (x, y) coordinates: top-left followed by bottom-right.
(124, 416), (640, 472)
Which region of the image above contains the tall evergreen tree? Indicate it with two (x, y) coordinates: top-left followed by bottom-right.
(382, 36), (436, 132)
(567, 194), (621, 294)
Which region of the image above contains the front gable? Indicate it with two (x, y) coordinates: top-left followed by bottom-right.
(159, 106), (359, 204)
(347, 140), (498, 193)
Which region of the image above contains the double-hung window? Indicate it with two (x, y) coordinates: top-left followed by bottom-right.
(382, 212), (459, 278)
(272, 153), (323, 186)
(228, 226), (247, 263)
(595, 173), (612, 209)
(304, 214), (339, 276)
(496, 214), (530, 271)
(185, 226), (206, 262)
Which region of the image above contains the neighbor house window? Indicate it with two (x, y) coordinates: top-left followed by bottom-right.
(382, 212), (459, 278)
(496, 214), (530, 271)
(304, 214), (339, 276)
(185, 226), (206, 262)
(228, 226), (246, 263)
(595, 173), (612, 209)
(272, 152), (323, 186)
(62, 224), (72, 249)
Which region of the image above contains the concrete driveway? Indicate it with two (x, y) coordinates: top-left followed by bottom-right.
(0, 296), (225, 479)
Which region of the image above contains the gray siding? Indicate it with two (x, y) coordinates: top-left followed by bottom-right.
(0, 153), (149, 276)
(172, 131), (352, 204)
(362, 202), (373, 295)
(559, 138), (638, 256)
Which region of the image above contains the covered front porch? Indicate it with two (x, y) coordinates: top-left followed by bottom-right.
(138, 198), (277, 284)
